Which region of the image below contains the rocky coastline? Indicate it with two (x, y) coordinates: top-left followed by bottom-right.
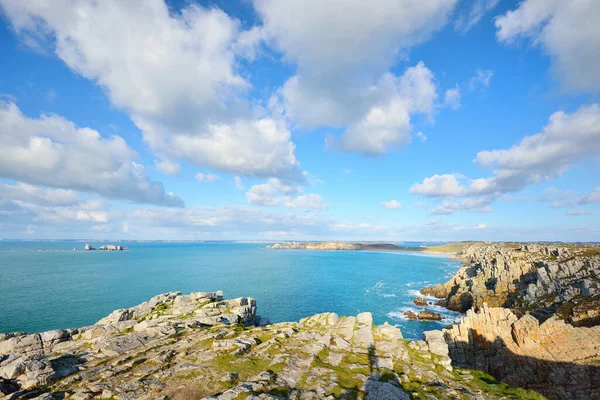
(266, 241), (404, 251)
(1, 291), (544, 400)
(421, 243), (600, 399)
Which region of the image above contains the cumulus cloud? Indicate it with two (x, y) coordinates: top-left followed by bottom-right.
(468, 69), (494, 91)
(245, 179), (326, 210)
(443, 85), (461, 109)
(454, 0), (500, 33)
(380, 200), (402, 209)
(580, 188), (600, 204)
(254, 0), (456, 155)
(409, 174), (466, 197)
(414, 104), (600, 199)
(431, 196), (493, 215)
(155, 159), (181, 176)
(0, 182), (112, 236)
(0, 0), (303, 180)
(0, 182), (80, 207)
(332, 63), (438, 155)
(196, 173), (219, 183)
(0, 102), (183, 207)
(471, 104), (600, 195)
(410, 104), (600, 214)
(496, 0), (600, 92)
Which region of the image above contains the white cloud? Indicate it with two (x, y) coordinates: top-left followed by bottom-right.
(566, 210), (594, 216)
(453, 223), (487, 231)
(255, 0), (456, 154)
(431, 196), (493, 215)
(285, 194), (328, 210)
(454, 0), (500, 33)
(581, 187), (600, 204)
(246, 178), (301, 207)
(468, 69), (494, 90)
(409, 174), (466, 197)
(234, 176), (245, 190)
(443, 85), (461, 109)
(410, 104), (600, 214)
(196, 173), (219, 182)
(472, 104), (600, 195)
(380, 200), (402, 209)
(0, 102), (183, 207)
(496, 0), (600, 92)
(342, 169), (352, 175)
(0, 0), (302, 180)
(245, 178), (326, 210)
(333, 62), (438, 155)
(155, 159), (181, 176)
(0, 182), (80, 207)
(122, 221), (129, 233)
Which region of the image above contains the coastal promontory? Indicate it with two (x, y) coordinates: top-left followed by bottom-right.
(0, 290), (544, 399)
(422, 242), (600, 399)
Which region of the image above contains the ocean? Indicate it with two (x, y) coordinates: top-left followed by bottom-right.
(0, 241), (463, 340)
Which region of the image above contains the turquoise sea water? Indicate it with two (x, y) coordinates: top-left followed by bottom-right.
(0, 241), (462, 340)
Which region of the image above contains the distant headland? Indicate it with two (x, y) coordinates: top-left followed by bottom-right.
(265, 240), (475, 254)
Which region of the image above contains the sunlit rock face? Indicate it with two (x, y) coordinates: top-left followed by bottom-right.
(0, 291), (544, 399)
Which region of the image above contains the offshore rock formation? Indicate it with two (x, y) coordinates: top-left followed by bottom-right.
(84, 244), (127, 251)
(0, 292), (544, 400)
(424, 243), (600, 399)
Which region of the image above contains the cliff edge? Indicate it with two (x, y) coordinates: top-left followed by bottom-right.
(0, 291), (544, 400)
(422, 243), (600, 399)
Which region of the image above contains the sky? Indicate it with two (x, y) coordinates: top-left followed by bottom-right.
(0, 0), (599, 242)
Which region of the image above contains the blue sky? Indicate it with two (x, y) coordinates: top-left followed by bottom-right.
(0, 0), (599, 241)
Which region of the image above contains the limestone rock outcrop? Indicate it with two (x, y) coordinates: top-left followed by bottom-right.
(424, 243), (600, 399)
(444, 303), (600, 399)
(0, 292), (543, 400)
(422, 243), (600, 321)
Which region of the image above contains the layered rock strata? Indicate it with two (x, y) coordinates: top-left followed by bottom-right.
(0, 291), (543, 400)
(424, 243), (600, 399)
(422, 243), (600, 323)
(444, 304), (600, 400)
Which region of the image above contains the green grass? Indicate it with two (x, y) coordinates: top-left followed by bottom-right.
(469, 370), (546, 399)
(421, 242), (477, 254)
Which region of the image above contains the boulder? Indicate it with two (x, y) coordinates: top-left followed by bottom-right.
(403, 311), (417, 320)
(413, 296), (428, 306)
(417, 311), (442, 321)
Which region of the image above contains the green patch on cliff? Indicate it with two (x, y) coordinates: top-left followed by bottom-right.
(469, 370), (546, 399)
(210, 354), (280, 381)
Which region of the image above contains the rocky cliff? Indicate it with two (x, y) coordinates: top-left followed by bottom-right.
(422, 243), (600, 399)
(0, 291), (544, 400)
(422, 243), (600, 324)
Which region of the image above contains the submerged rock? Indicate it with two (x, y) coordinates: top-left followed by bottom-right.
(403, 311), (417, 320)
(413, 296), (428, 306)
(417, 311), (442, 321)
